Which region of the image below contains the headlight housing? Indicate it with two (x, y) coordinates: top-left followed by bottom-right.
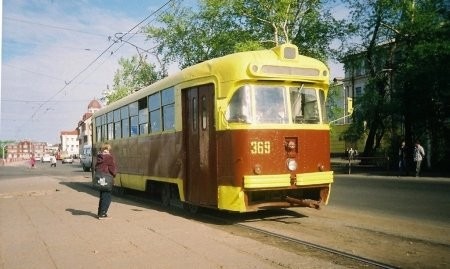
(286, 158), (298, 171)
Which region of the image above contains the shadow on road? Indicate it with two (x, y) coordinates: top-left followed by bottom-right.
(65, 208), (98, 219)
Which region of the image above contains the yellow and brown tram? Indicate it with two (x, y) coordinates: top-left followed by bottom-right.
(92, 43), (333, 212)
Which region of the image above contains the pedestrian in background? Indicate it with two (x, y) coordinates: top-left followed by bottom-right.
(413, 140), (425, 177)
(398, 141), (407, 177)
(30, 154), (36, 168)
(95, 143), (117, 219)
(50, 156), (57, 167)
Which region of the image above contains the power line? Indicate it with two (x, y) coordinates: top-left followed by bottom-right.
(14, 0), (177, 137)
(4, 16), (106, 37)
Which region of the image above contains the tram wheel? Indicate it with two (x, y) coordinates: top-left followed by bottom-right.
(183, 203), (199, 214)
(113, 186), (125, 196)
(161, 184), (171, 207)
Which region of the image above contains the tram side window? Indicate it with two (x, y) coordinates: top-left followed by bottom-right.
(96, 126), (102, 142)
(101, 114), (107, 141)
(226, 85), (253, 123)
(121, 106), (130, 138)
(95, 117), (101, 142)
(162, 87), (175, 130)
(101, 124), (107, 142)
(114, 109), (121, 139)
(290, 87), (320, 124)
(319, 90), (327, 123)
(129, 102), (138, 137)
(149, 92), (161, 132)
(107, 112), (114, 139)
(138, 97), (148, 134)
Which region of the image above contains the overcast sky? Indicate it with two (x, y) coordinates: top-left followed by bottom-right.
(1, 0), (344, 144)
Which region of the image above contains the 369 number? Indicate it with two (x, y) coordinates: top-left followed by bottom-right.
(250, 141), (271, 154)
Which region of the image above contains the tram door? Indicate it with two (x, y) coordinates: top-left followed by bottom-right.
(183, 84), (217, 206)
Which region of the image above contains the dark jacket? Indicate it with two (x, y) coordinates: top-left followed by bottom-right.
(95, 152), (117, 177)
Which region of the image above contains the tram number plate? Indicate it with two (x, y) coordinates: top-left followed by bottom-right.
(250, 141), (271, 154)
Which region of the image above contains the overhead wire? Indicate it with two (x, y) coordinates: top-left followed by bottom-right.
(13, 0), (178, 138)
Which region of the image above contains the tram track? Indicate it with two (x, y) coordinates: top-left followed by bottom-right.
(113, 189), (400, 268)
(106, 187), (439, 268)
(234, 222), (399, 269)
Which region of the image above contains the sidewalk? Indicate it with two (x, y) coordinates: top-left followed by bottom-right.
(331, 157), (450, 180)
(0, 171), (345, 269)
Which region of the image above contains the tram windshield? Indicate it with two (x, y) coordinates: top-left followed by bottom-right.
(226, 84), (325, 124)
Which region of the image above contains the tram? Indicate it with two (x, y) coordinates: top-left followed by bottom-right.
(92, 43), (333, 212)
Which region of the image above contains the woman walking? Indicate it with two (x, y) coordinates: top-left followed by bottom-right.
(95, 143), (117, 219)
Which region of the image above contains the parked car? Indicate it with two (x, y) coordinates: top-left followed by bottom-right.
(41, 154), (51, 162)
(80, 145), (92, 172)
(62, 156), (74, 164)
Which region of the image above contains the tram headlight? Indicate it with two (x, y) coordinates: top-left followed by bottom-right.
(286, 158), (298, 171)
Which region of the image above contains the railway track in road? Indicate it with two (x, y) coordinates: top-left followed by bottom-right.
(108, 189), (400, 268)
(234, 222), (399, 269)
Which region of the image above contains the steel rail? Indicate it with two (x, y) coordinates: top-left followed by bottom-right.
(236, 223), (400, 269)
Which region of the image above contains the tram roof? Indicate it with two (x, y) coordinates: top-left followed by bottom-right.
(95, 43), (329, 116)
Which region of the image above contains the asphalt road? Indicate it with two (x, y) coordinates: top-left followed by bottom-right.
(3, 161), (450, 226)
(330, 174), (450, 225)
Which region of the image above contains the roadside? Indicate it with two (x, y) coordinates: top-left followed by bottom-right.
(331, 157), (450, 180)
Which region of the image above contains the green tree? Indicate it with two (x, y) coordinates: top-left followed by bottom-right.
(145, 0), (347, 69)
(393, 0), (450, 169)
(342, 0), (402, 157)
(104, 55), (160, 104)
(343, 0), (450, 168)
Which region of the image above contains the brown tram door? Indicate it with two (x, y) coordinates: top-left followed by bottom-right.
(182, 84), (217, 206)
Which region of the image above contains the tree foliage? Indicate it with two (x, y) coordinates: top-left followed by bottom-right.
(104, 55), (160, 104)
(145, 0), (347, 69)
(343, 0), (450, 168)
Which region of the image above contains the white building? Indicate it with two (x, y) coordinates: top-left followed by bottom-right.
(77, 99), (102, 155)
(60, 130), (79, 157)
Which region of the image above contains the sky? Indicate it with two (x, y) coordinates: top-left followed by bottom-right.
(1, 0), (345, 144)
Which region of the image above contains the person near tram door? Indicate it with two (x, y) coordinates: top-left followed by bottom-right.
(95, 143), (117, 219)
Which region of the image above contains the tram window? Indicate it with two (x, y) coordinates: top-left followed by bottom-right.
(162, 87), (175, 131)
(120, 106), (129, 119)
(150, 109), (161, 132)
(107, 111), (114, 124)
(139, 123), (148, 134)
(254, 86), (288, 124)
(114, 122), (121, 139)
(201, 96), (207, 129)
(162, 87), (174, 105)
(107, 123), (114, 140)
(101, 125), (107, 141)
(138, 108), (148, 134)
(130, 116), (138, 136)
(102, 114), (107, 125)
(129, 102), (138, 116)
(96, 126), (102, 142)
(121, 106), (129, 138)
(192, 97), (198, 131)
(226, 85), (252, 123)
(149, 93), (161, 110)
(163, 104), (175, 130)
(138, 97), (147, 110)
(122, 119), (130, 138)
(319, 90), (327, 123)
(290, 87), (320, 124)
(113, 109), (120, 122)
